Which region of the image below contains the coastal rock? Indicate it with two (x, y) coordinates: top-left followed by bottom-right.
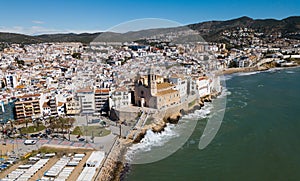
(199, 100), (205, 107)
(152, 121), (166, 133)
(167, 113), (181, 124)
(133, 129), (147, 143)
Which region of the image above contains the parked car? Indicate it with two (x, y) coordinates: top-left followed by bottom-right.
(0, 164), (8, 170)
(78, 138), (85, 142)
(40, 133), (48, 138)
(30, 134), (39, 138)
(24, 140), (37, 145)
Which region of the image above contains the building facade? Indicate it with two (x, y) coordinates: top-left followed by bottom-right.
(76, 88), (95, 115)
(65, 97), (81, 115)
(197, 76), (210, 98)
(0, 98), (16, 123)
(94, 88), (110, 115)
(15, 94), (41, 120)
(110, 87), (131, 109)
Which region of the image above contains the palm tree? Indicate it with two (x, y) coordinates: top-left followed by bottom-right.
(66, 117), (75, 140)
(24, 118), (30, 128)
(58, 117), (74, 139)
(48, 117), (59, 134)
(36, 119), (41, 129)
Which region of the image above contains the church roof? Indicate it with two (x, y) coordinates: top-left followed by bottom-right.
(157, 82), (174, 89)
(156, 89), (178, 96)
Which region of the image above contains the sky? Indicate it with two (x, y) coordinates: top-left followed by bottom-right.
(0, 0), (299, 35)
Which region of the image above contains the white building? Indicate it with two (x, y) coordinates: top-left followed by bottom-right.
(169, 76), (188, 102)
(5, 74), (18, 88)
(209, 75), (221, 93)
(57, 102), (65, 116)
(110, 87), (131, 109)
(197, 76), (210, 98)
(76, 88), (95, 115)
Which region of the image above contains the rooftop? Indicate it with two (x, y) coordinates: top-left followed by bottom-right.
(157, 82), (174, 90)
(156, 89), (178, 96)
(95, 88), (110, 94)
(76, 88), (93, 93)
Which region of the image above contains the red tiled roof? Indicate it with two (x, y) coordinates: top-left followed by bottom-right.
(95, 88), (110, 93)
(76, 88), (93, 93)
(199, 76), (208, 81)
(17, 93), (41, 98)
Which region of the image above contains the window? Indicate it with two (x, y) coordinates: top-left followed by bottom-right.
(83, 102), (92, 104)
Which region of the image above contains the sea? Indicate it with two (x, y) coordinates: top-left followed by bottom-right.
(124, 67), (300, 181)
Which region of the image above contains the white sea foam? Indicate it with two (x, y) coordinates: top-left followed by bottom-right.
(235, 71), (261, 77)
(223, 71), (261, 80)
(125, 123), (181, 163)
(126, 125), (178, 162)
(126, 102), (215, 163)
(286, 71), (295, 74)
(182, 104), (212, 120)
(223, 75), (233, 81)
(237, 100), (248, 108)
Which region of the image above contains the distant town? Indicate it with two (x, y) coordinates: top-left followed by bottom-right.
(1, 23), (300, 180)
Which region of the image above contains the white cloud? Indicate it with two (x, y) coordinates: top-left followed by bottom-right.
(0, 26), (103, 35)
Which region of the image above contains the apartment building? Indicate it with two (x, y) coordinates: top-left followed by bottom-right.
(15, 94), (41, 120)
(76, 88), (95, 115)
(66, 97), (80, 115)
(94, 88), (110, 115)
(0, 98), (16, 123)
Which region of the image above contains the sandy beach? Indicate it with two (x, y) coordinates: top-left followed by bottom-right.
(215, 66), (269, 75)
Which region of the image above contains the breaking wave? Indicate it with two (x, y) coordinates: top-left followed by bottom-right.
(286, 71), (295, 74)
(126, 103), (215, 163)
(235, 71), (261, 77)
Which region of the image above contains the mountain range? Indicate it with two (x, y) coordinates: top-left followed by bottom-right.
(0, 16), (300, 45)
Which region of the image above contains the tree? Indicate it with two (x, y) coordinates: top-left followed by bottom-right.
(228, 60), (238, 68)
(71, 52), (81, 59)
(35, 119), (41, 129)
(24, 118), (30, 128)
(48, 117), (59, 133)
(1, 81), (5, 88)
(15, 57), (24, 66)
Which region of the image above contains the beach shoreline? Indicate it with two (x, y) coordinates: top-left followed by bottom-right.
(216, 64), (300, 76)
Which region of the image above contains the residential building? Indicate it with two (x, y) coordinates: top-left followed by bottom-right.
(110, 87), (131, 109)
(169, 75), (188, 102)
(5, 74), (18, 88)
(15, 94), (41, 120)
(197, 76), (210, 98)
(76, 88), (95, 115)
(0, 98), (16, 123)
(49, 97), (58, 116)
(94, 88), (110, 115)
(65, 97), (80, 115)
